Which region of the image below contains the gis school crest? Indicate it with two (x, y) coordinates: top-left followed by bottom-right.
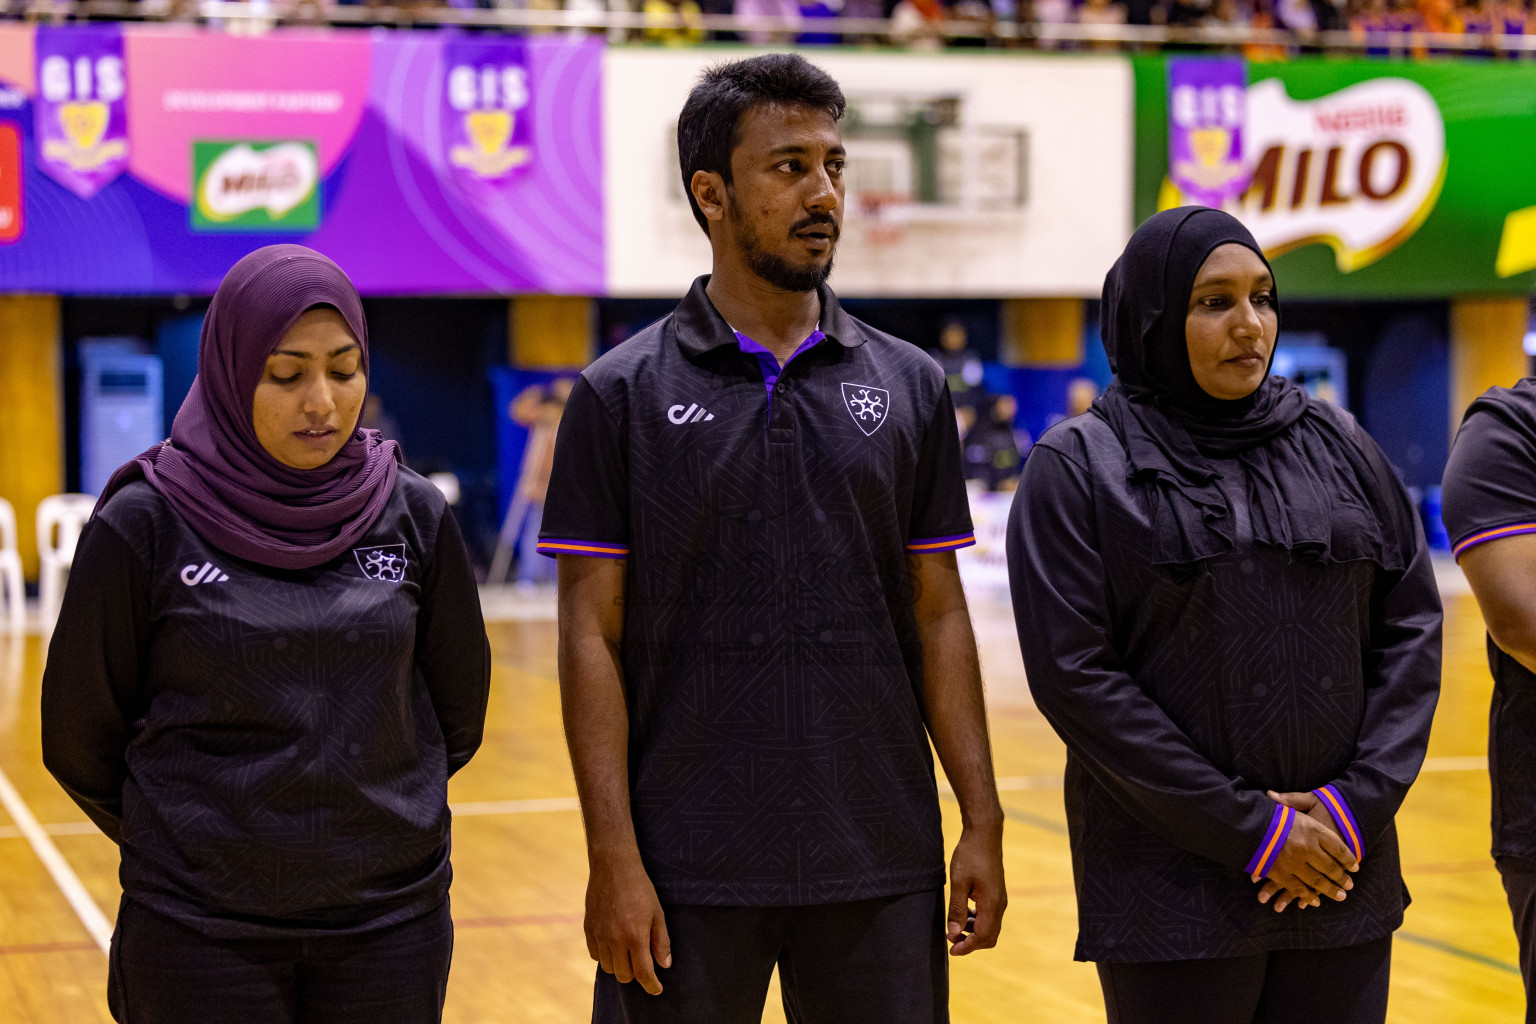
(354, 544), (408, 583)
(442, 37), (533, 183)
(35, 25), (129, 199)
(841, 382), (890, 437)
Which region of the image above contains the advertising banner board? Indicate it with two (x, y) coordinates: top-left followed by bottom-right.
(605, 48), (1134, 298)
(1136, 55), (1536, 298)
(0, 25), (602, 294)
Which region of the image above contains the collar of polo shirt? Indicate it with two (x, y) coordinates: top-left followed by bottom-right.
(672, 275), (866, 358)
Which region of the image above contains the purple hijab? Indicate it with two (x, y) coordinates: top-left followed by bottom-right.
(99, 245), (401, 570)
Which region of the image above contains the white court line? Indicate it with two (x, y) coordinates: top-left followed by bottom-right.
(0, 758), (1494, 843)
(0, 764), (111, 953)
(451, 797), (581, 816)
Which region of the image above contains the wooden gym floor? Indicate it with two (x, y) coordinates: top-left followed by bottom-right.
(0, 568), (1523, 1023)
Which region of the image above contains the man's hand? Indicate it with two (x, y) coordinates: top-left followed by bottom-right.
(585, 851), (672, 995)
(947, 821), (1007, 955)
(1253, 790), (1358, 913)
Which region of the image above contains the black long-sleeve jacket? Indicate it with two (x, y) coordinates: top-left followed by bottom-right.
(41, 470), (490, 938)
(1007, 413), (1441, 962)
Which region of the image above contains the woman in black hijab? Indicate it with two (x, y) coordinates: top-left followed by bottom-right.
(1006, 208), (1441, 1024)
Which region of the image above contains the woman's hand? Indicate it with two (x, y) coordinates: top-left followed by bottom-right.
(1253, 790), (1359, 912)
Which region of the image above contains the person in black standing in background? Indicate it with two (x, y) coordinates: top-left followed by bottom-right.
(1443, 385), (1536, 1023)
(42, 245), (490, 1024)
(539, 54), (1006, 1023)
(1006, 208), (1441, 1024)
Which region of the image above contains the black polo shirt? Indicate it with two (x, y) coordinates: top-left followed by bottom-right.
(539, 275), (973, 906)
(1444, 380), (1536, 869)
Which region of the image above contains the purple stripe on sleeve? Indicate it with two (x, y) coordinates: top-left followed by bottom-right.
(536, 539), (629, 560)
(1453, 522), (1536, 559)
(1313, 784), (1365, 861)
(1245, 804), (1294, 878)
(910, 533), (977, 546)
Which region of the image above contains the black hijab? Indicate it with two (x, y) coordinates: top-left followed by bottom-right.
(1091, 207), (1414, 570)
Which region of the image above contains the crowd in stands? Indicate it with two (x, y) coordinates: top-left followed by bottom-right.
(183, 0), (1536, 49)
(471, 0), (1536, 49)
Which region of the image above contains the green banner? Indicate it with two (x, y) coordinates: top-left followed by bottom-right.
(1134, 56), (1536, 299)
(191, 140), (320, 233)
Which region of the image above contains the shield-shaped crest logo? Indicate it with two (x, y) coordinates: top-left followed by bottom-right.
(354, 544), (408, 583)
(841, 382), (890, 437)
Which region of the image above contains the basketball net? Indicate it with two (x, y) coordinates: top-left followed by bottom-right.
(855, 191), (911, 248)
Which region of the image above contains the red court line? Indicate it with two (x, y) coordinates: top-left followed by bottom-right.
(0, 940), (101, 956)
(455, 913), (584, 929)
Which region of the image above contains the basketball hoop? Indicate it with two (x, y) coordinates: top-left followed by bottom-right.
(854, 191), (911, 248)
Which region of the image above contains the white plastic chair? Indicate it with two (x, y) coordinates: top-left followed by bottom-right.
(37, 494), (96, 637)
(0, 497), (23, 633)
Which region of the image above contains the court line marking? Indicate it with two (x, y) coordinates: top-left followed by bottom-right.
(0, 940), (101, 957)
(0, 821), (102, 840)
(0, 764), (111, 953)
(1397, 931), (1521, 975)
(451, 797), (582, 816)
(1422, 755), (1488, 772)
(0, 758), (1493, 840)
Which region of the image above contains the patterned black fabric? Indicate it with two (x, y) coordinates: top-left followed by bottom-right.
(540, 276), (973, 906)
(1443, 381), (1536, 868)
(42, 470), (490, 938)
(1007, 412), (1441, 962)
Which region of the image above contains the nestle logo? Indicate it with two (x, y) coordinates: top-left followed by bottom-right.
(1314, 105), (1407, 135)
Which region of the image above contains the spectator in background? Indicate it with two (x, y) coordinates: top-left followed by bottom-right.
(1031, 0), (1076, 44)
(508, 378), (573, 588)
(798, 0), (845, 43)
(929, 320), (985, 412)
(736, 0), (804, 42)
(963, 393), (1024, 491)
(1246, 0), (1293, 57)
(1078, 0), (1130, 46)
(642, 0), (706, 43)
(949, 0), (998, 44)
(889, 0), (947, 48)
(1066, 376), (1100, 418)
(359, 393), (405, 453)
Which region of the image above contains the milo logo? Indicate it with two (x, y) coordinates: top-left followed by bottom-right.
(1163, 77), (1446, 273)
(191, 140), (320, 232)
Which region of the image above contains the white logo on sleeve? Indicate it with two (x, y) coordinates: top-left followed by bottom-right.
(354, 544), (408, 582)
(841, 383), (890, 436)
(180, 562), (229, 586)
(667, 401), (715, 425)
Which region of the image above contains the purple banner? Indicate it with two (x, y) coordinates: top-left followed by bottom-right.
(1168, 58), (1247, 209)
(441, 35), (534, 188)
(34, 25), (127, 199)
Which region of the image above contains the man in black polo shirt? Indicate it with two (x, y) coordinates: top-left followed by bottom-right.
(1444, 380), (1536, 1024)
(538, 54), (1007, 1022)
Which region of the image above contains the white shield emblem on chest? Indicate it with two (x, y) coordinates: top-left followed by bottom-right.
(354, 544), (408, 582)
(841, 382), (890, 436)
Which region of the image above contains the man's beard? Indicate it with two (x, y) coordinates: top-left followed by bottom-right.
(729, 200), (836, 293)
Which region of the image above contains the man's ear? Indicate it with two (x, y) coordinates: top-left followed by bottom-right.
(690, 169), (727, 228)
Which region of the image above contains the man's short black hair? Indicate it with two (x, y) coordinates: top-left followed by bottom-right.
(676, 54), (846, 235)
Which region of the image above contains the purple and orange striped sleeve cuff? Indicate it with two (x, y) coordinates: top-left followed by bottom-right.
(536, 539), (629, 560)
(1246, 803), (1296, 878)
(1312, 784), (1364, 862)
(1453, 522), (1536, 560)
(907, 532), (976, 554)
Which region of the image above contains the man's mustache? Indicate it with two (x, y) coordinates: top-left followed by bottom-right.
(790, 214), (840, 239)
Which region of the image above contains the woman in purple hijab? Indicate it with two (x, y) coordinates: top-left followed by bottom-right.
(40, 245), (491, 1024)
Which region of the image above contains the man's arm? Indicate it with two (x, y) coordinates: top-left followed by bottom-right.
(557, 554), (671, 995)
(1461, 534), (1536, 674)
(909, 550), (1007, 956)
